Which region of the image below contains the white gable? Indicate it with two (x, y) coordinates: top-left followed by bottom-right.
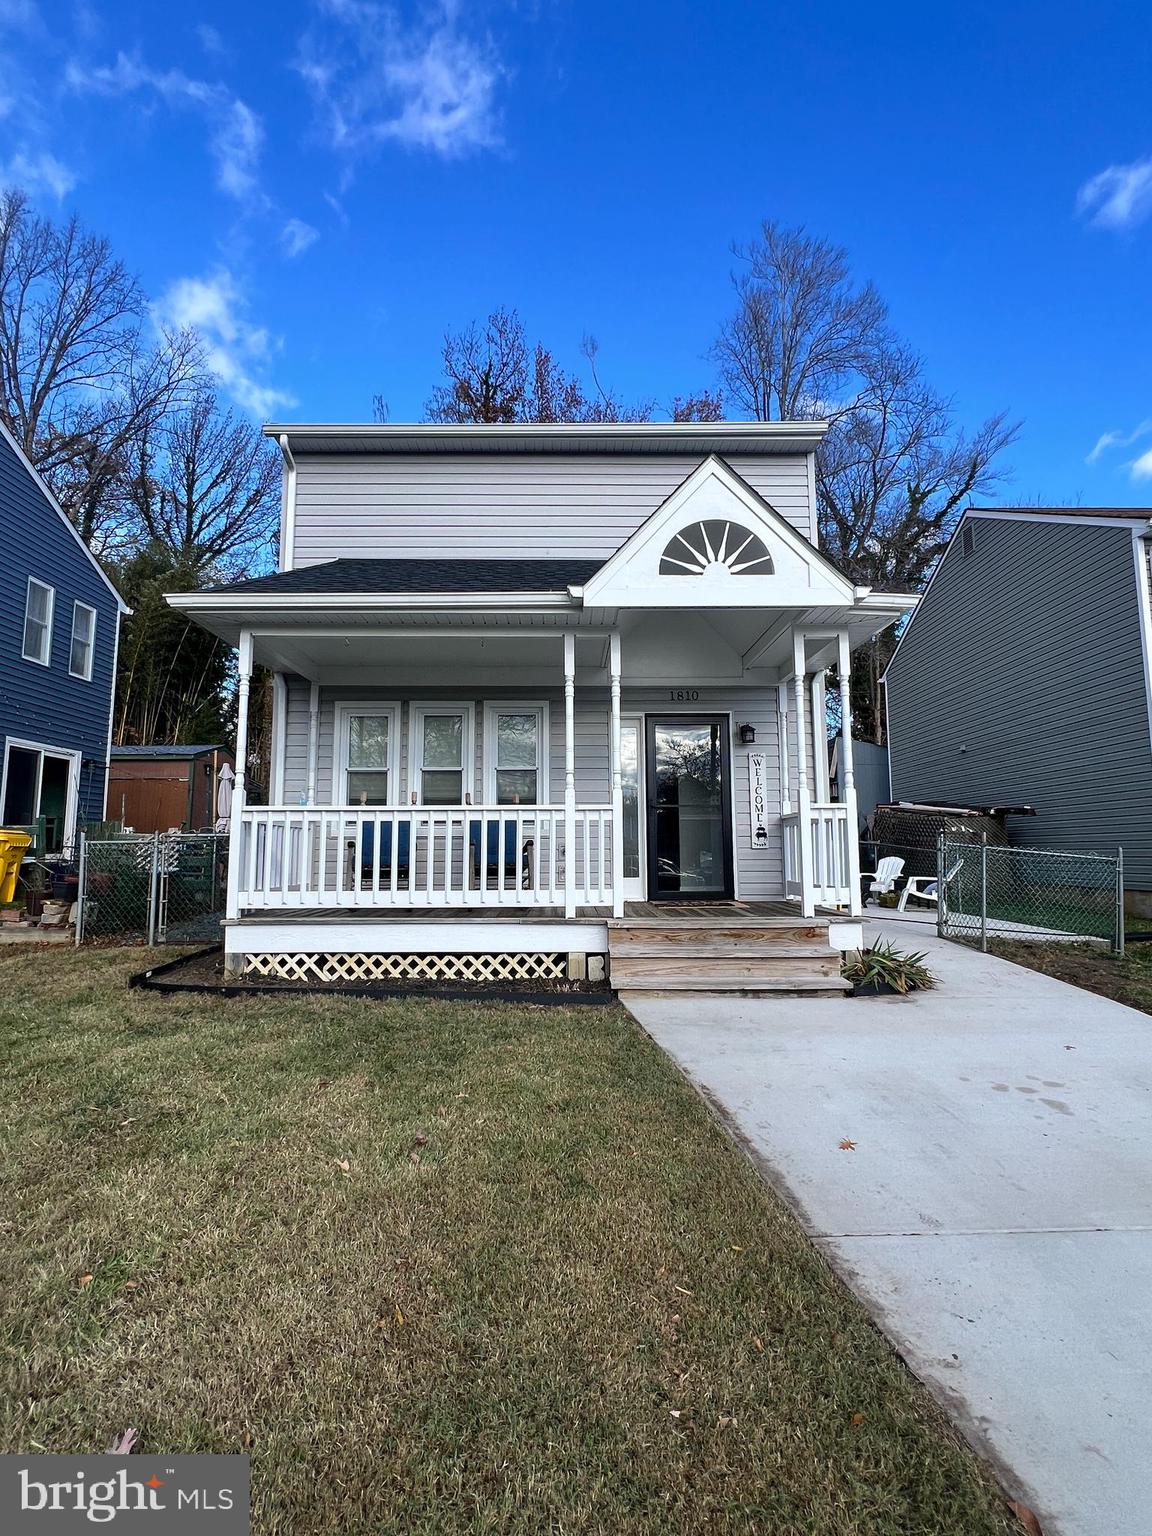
(579, 456), (853, 609)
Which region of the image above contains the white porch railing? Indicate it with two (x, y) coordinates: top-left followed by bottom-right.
(782, 803), (853, 909)
(235, 805), (614, 911)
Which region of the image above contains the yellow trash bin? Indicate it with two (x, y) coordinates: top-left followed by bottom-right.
(0, 831), (33, 906)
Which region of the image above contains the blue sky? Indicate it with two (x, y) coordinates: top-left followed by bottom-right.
(2, 0), (1151, 502)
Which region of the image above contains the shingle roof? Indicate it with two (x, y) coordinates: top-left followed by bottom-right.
(111, 744), (228, 759)
(209, 558), (603, 595)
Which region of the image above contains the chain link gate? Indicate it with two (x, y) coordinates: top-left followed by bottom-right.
(77, 832), (227, 945)
(936, 835), (1124, 953)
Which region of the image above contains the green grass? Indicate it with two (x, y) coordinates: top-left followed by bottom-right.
(991, 936), (1152, 1015)
(0, 946), (1016, 1535)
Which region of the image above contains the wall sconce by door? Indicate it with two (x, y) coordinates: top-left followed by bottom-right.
(737, 723), (756, 745)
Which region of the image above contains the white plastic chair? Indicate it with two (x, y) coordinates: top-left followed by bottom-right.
(898, 860), (962, 912)
(864, 856), (905, 904)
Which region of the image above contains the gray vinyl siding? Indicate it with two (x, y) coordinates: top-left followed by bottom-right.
(0, 431), (120, 824)
(279, 681), (785, 899)
(290, 453), (816, 566)
(886, 517), (1152, 887)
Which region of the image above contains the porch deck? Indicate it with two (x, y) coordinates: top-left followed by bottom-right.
(232, 900), (838, 926)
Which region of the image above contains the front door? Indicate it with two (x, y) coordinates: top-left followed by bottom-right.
(645, 717), (733, 900)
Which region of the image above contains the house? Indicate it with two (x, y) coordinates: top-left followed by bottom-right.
(169, 422), (915, 987)
(885, 505), (1152, 909)
(108, 744), (233, 833)
(0, 422), (128, 854)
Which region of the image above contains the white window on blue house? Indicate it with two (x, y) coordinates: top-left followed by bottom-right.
(22, 579), (54, 665)
(69, 602), (97, 680)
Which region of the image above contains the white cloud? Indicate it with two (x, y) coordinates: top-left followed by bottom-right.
(197, 23), (226, 57)
(281, 216), (319, 257)
(299, 0), (503, 159)
(1130, 448), (1152, 481)
(66, 51), (265, 204)
(0, 0), (40, 30)
(0, 148), (76, 198)
(1077, 156), (1152, 230)
(1086, 420), (1152, 464)
(155, 269), (295, 419)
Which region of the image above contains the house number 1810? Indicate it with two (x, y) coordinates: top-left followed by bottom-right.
(668, 689), (699, 702)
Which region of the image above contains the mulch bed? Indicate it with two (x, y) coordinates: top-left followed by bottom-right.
(130, 946), (614, 1005)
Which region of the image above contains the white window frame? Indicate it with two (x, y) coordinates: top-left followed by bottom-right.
(69, 601), (97, 681)
(333, 701), (400, 807)
(482, 701), (550, 807)
(410, 701), (476, 806)
(22, 578), (54, 666)
(0, 737), (81, 848)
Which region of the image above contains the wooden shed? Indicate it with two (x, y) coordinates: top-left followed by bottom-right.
(108, 745), (233, 833)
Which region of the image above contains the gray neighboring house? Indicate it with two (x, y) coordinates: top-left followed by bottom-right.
(885, 506), (1152, 905)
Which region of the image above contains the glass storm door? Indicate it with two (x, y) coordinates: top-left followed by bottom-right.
(646, 718), (733, 900)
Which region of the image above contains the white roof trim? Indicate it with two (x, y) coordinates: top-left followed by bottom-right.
(0, 419), (130, 613)
(166, 590), (578, 613)
(262, 420), (830, 452)
(580, 454), (856, 607)
(967, 508), (1152, 532)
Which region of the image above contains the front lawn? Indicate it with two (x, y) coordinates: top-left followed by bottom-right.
(990, 936), (1152, 1015)
(0, 947), (1015, 1534)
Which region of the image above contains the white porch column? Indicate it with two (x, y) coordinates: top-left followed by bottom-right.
(791, 627), (815, 917)
(225, 629), (253, 925)
(306, 682), (320, 805)
(837, 630), (863, 916)
(609, 630), (624, 918)
(564, 631), (577, 919)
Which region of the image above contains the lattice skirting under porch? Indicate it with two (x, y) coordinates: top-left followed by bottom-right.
(242, 951), (570, 983)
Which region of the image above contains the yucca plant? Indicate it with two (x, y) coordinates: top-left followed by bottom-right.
(842, 942), (937, 995)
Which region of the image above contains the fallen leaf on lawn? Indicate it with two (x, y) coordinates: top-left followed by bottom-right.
(851, 1412), (867, 1427)
(335, 1158), (351, 1176)
(413, 1130), (429, 1146)
(394, 1304), (406, 1327)
(1008, 1501), (1044, 1535)
(122, 1280), (138, 1291)
(409, 1151), (421, 1164)
(672, 1285), (694, 1296)
(77, 1274), (94, 1290)
(751, 1336), (765, 1353)
(717, 1415), (736, 1427)
(838, 1138), (857, 1151)
(669, 1409), (682, 1419)
(107, 1428), (138, 1455)
(241, 1431), (254, 1449)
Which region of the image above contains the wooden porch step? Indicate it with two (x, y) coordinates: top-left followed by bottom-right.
(607, 911), (848, 996)
(616, 976), (851, 996)
(608, 926), (830, 952)
(609, 954), (845, 988)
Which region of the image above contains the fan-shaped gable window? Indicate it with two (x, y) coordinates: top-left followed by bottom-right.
(659, 520), (773, 576)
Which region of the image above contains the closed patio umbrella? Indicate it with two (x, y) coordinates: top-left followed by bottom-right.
(215, 762), (235, 830)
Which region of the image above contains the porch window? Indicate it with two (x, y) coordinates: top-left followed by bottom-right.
(485, 704), (548, 805)
(413, 704), (475, 805)
(23, 579), (54, 665)
(69, 602), (97, 680)
(336, 704), (399, 805)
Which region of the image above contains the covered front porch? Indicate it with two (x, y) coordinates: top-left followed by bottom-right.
(223, 616), (869, 923)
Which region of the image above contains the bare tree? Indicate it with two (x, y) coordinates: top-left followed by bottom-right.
(712, 220), (1019, 741)
(671, 388), (724, 422)
(0, 190), (202, 552)
(122, 388), (281, 576)
(712, 222), (887, 420)
(422, 308), (654, 424)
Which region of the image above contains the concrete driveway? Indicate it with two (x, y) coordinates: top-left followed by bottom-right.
(626, 918), (1152, 1536)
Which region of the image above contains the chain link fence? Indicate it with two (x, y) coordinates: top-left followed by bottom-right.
(936, 837), (1124, 953)
(76, 832), (227, 945)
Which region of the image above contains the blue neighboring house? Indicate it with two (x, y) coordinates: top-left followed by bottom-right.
(0, 420), (128, 852)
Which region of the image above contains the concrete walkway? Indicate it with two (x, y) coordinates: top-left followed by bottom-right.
(625, 920), (1152, 1536)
